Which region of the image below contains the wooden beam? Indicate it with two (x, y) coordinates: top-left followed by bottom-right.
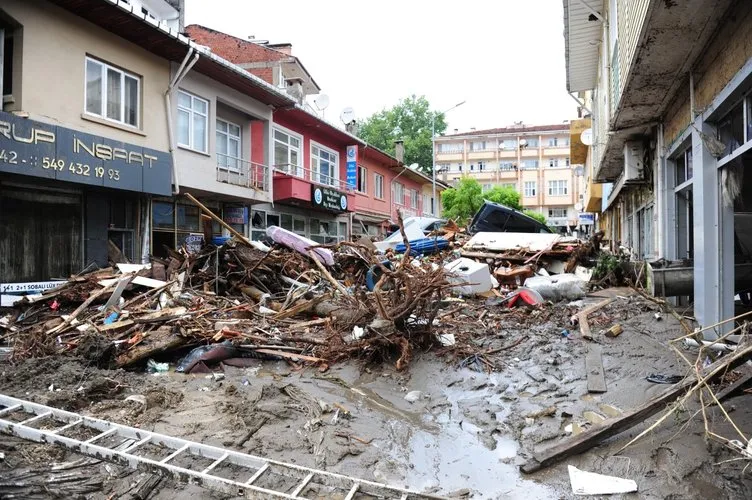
(520, 343), (752, 474)
(586, 344), (607, 393)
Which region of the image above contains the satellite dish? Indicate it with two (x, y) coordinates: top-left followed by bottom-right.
(408, 163), (419, 170)
(518, 139), (528, 148)
(340, 107), (356, 125)
(580, 128), (593, 146)
(574, 165), (585, 177)
(314, 94), (330, 111)
(575, 202), (584, 211)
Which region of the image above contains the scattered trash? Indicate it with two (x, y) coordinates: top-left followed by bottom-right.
(146, 359), (169, 373)
(507, 287), (544, 307)
(103, 312), (119, 325)
(404, 390), (423, 403)
(436, 333), (456, 346)
(176, 342), (240, 374)
(604, 324), (623, 338)
(125, 394), (147, 405)
(567, 465), (638, 495)
(684, 338), (736, 352)
(646, 374), (683, 384)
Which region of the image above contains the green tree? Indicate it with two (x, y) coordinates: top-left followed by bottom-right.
(442, 177), (551, 227)
(357, 95), (446, 174)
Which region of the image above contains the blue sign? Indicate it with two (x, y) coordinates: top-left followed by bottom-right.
(0, 111), (171, 196)
(578, 213), (595, 225)
(223, 207), (248, 225)
(346, 145), (358, 189)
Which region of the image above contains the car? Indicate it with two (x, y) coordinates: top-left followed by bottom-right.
(468, 201), (553, 234)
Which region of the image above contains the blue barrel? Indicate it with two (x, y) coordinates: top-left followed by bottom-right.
(395, 237), (449, 256)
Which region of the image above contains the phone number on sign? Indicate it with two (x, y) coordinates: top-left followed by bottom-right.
(42, 157), (120, 180)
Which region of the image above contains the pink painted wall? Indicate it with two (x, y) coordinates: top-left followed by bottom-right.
(358, 151), (425, 218)
(250, 121), (265, 166)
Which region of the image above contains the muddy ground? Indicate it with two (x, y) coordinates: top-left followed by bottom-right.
(1, 292), (751, 499)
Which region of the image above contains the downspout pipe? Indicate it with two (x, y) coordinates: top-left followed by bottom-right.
(165, 48), (199, 195)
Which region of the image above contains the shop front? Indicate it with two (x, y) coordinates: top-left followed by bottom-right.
(0, 111), (171, 290)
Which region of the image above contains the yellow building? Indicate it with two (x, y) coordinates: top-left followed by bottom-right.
(434, 123), (588, 230)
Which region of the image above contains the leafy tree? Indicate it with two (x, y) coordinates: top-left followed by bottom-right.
(442, 177), (551, 227)
(357, 95), (446, 174)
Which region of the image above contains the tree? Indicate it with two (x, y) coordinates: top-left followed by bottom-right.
(357, 95), (446, 174)
(441, 177), (551, 227)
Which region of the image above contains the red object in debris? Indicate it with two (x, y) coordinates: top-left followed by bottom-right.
(50, 299), (60, 311)
(507, 287), (544, 307)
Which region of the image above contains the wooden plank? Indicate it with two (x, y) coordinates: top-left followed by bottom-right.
(252, 348), (324, 363)
(586, 344), (607, 393)
(716, 365), (752, 402)
(521, 343), (752, 474)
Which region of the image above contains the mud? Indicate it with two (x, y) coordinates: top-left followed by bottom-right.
(1, 293), (751, 499)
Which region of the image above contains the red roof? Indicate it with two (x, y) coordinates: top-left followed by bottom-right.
(185, 25), (288, 65)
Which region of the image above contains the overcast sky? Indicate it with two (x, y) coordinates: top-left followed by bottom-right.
(185, 0), (576, 133)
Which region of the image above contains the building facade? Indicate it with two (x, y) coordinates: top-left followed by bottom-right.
(563, 0), (752, 331)
(434, 124), (589, 231)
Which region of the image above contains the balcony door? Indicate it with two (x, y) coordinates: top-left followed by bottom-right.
(216, 118), (241, 172)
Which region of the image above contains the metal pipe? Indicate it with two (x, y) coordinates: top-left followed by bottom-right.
(165, 49), (199, 195)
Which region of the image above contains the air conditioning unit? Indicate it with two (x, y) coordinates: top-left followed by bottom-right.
(623, 141), (644, 182)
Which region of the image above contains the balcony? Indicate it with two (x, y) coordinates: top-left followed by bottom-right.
(216, 154), (270, 192)
(273, 164), (355, 212)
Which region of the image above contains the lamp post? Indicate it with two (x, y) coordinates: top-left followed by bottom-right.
(432, 100), (466, 216)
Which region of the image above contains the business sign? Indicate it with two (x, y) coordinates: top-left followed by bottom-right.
(223, 206), (248, 225)
(346, 145), (358, 189)
(312, 185), (348, 212)
(578, 213), (595, 225)
(182, 233), (204, 254)
(1, 281), (63, 294)
(0, 111), (171, 195)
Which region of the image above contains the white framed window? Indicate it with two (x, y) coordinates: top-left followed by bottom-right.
(526, 138), (539, 148)
(500, 161), (515, 171)
(357, 165), (367, 193)
(521, 159), (538, 170)
(394, 182), (405, 206)
(85, 57), (140, 127)
(501, 139), (517, 150)
(216, 118), (241, 171)
(311, 142), (339, 186)
(523, 181), (536, 197)
(548, 180), (568, 196)
(478, 160), (486, 171)
(422, 194), (432, 215)
(548, 137), (558, 147)
(273, 127), (302, 176)
(374, 173), (384, 199)
(548, 208), (567, 218)
(548, 158), (557, 168)
(177, 90), (208, 153)
(471, 141), (486, 151)
(410, 189), (419, 208)
(565, 157), (570, 167)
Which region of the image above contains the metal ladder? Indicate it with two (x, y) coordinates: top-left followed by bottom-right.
(0, 394), (447, 499)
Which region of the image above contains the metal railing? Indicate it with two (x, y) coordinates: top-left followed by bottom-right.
(273, 163), (355, 192)
(216, 154), (270, 192)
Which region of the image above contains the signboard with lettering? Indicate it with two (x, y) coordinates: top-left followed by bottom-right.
(346, 145), (358, 189)
(311, 185), (348, 212)
(223, 207), (248, 225)
(1, 281), (63, 294)
(182, 234), (204, 254)
(0, 111), (171, 195)
(578, 213), (595, 225)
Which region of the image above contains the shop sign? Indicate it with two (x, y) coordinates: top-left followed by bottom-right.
(0, 111), (171, 195)
(312, 185), (348, 212)
(1, 281), (62, 294)
(578, 213), (595, 225)
(223, 207), (248, 225)
(346, 145), (358, 189)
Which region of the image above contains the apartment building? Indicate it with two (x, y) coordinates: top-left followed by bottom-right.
(562, 0), (752, 331)
(434, 124), (589, 230)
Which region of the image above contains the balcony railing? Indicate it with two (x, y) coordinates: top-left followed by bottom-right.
(216, 154), (270, 191)
(274, 163), (355, 192)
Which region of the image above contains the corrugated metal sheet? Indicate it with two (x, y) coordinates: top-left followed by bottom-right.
(615, 0), (650, 101)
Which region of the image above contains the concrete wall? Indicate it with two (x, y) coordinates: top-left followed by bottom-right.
(173, 69), (272, 201)
(2, 0), (170, 150)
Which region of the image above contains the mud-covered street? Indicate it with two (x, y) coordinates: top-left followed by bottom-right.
(2, 292), (750, 499)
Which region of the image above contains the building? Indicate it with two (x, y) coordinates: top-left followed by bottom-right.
(434, 124), (589, 231)
(562, 0), (752, 332)
(0, 0), (444, 297)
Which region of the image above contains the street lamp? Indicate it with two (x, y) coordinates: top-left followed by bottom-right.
(432, 100), (466, 216)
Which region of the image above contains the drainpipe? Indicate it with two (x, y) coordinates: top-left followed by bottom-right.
(165, 48), (199, 195)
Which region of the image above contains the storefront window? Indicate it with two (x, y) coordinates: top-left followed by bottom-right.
(177, 204), (199, 231)
(108, 197), (136, 262)
(267, 214), (280, 227)
(293, 218), (306, 235)
(281, 214), (293, 230)
(152, 200), (215, 258)
(152, 201), (174, 229)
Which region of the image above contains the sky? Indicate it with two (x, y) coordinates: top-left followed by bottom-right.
(184, 0), (576, 133)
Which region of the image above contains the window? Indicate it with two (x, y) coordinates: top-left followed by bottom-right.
(548, 158), (557, 168)
(2, 27), (16, 99)
(524, 181), (536, 197)
(499, 161), (515, 171)
(177, 90), (208, 153)
(216, 119), (241, 171)
(675, 147), (693, 185)
(565, 157), (570, 167)
(478, 160), (486, 171)
(311, 143), (339, 186)
(547, 137), (558, 147)
(394, 182), (405, 205)
(458, 164), (463, 172)
(273, 128), (302, 176)
(548, 180), (568, 196)
(548, 208), (567, 218)
(374, 173), (384, 199)
(526, 138), (539, 148)
(422, 194), (431, 215)
(502, 183), (516, 190)
(438, 142), (463, 153)
(357, 165), (367, 193)
(410, 189), (419, 208)
(521, 159), (538, 170)
(482, 183), (493, 191)
(501, 139), (517, 150)
(151, 200), (211, 258)
(469, 164), (474, 171)
(471, 141), (486, 151)
(85, 57), (140, 127)
(718, 101), (745, 156)
(548, 158), (568, 168)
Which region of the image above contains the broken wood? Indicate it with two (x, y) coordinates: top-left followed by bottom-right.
(235, 416), (269, 447)
(585, 344), (607, 393)
(521, 342), (752, 474)
(715, 365), (752, 402)
(185, 193), (253, 248)
(252, 348), (325, 363)
(115, 327), (187, 367)
(47, 280), (117, 335)
(577, 298), (614, 340)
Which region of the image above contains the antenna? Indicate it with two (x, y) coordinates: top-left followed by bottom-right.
(340, 107), (356, 125)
